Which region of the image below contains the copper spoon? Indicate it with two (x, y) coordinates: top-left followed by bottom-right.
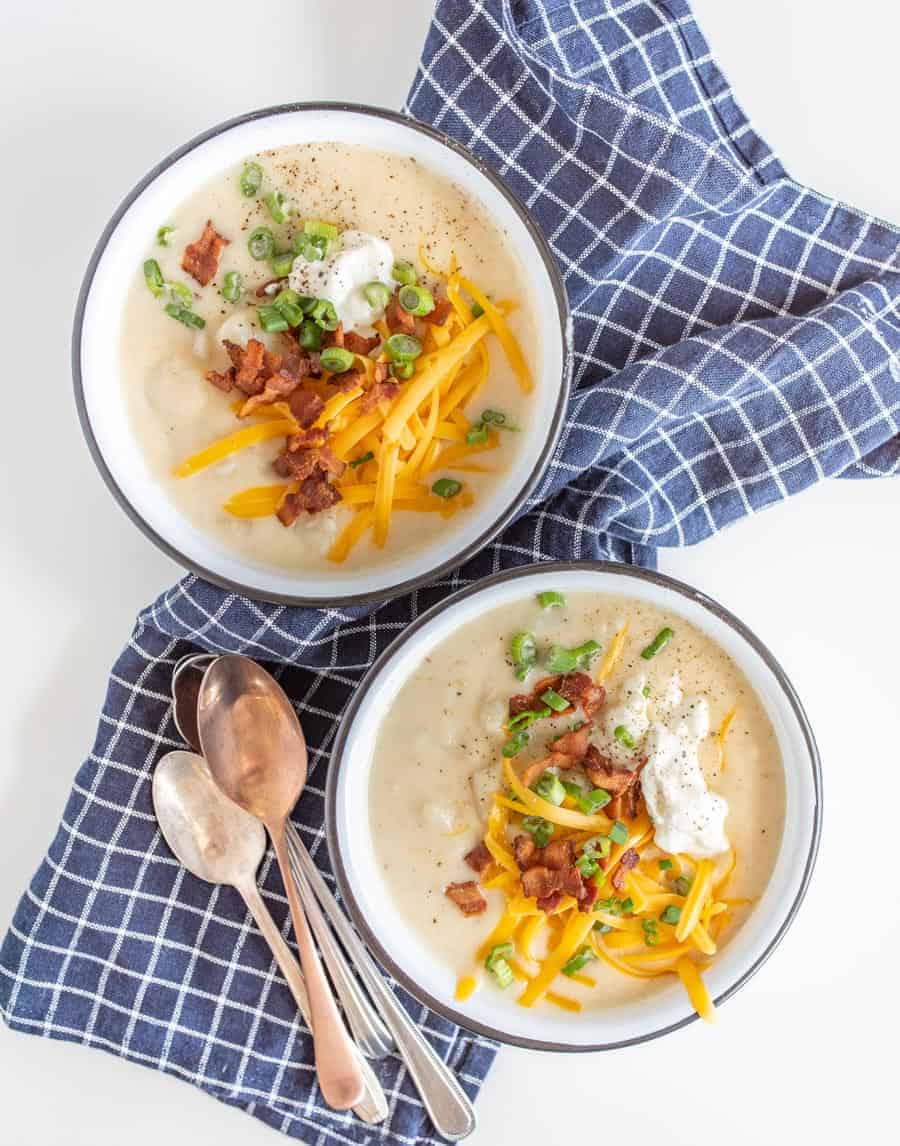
(151, 749), (387, 1124)
(196, 655), (365, 1112)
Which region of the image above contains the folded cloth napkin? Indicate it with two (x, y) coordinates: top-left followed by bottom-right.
(3, 1), (899, 1143)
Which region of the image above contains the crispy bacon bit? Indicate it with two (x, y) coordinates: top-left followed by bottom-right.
(577, 879), (600, 912)
(274, 444), (345, 482)
(334, 368), (365, 393)
(373, 360), (390, 383)
(444, 880), (487, 916)
(536, 890), (564, 913)
(611, 847), (640, 892)
(464, 842), (493, 876)
(385, 295), (415, 335)
(421, 297), (452, 325)
(521, 861), (584, 905)
(205, 368), (234, 392)
(583, 744), (639, 797)
(224, 338), (268, 396)
(361, 380), (400, 414)
(255, 276), (287, 298)
(541, 839), (577, 870)
(548, 725), (591, 759)
(288, 388), (325, 427)
(287, 426), (328, 451)
(323, 322), (344, 349)
(508, 675), (563, 717)
(623, 779), (643, 820)
(182, 219), (229, 286)
(344, 330), (379, 356)
(557, 672), (606, 718)
(513, 834), (537, 869)
(276, 476), (342, 524)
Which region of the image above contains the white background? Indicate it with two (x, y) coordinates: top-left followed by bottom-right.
(1, 1), (898, 1143)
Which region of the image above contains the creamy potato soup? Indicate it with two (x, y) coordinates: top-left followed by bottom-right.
(368, 591), (784, 1018)
(120, 143), (539, 572)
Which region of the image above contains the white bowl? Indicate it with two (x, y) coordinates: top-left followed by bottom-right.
(326, 561), (821, 1051)
(73, 103), (571, 605)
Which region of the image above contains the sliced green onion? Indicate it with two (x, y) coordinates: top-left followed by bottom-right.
(239, 162), (263, 197)
(221, 271), (242, 302)
(398, 284), (435, 316)
(391, 260), (416, 286)
(481, 408), (520, 431)
(594, 896), (622, 915)
(485, 941), (515, 969)
(320, 346), (355, 373)
(575, 854), (599, 879)
(256, 304), (290, 333)
(673, 876), (693, 897)
(270, 249), (295, 277)
(621, 897), (634, 913)
(614, 725), (636, 750)
(143, 258), (165, 297)
(522, 816), (554, 848)
(642, 919), (660, 946)
(608, 820), (628, 845)
(384, 333), (423, 361)
(583, 835), (612, 860)
(487, 956), (513, 989)
(156, 225), (176, 247)
(349, 450), (375, 469)
(572, 639), (602, 664)
(660, 905), (682, 925)
(593, 921), (613, 934)
(166, 281), (193, 306)
(293, 233), (332, 261)
(537, 590), (566, 609)
(540, 688), (569, 713)
(466, 423), (489, 445)
(502, 729), (529, 758)
(310, 298), (339, 330)
(278, 301), (304, 327)
(561, 779), (583, 799)
(561, 946), (597, 977)
(364, 281), (392, 309)
(533, 772), (565, 806)
(641, 627), (674, 660)
(304, 219), (339, 241)
(298, 319), (323, 351)
(510, 632), (536, 669)
(658, 859), (673, 871)
(576, 788), (611, 815)
(546, 645), (578, 673)
(265, 190), (289, 224)
(247, 227), (275, 261)
(391, 360), (415, 380)
(471, 301), (485, 318)
(297, 295), (318, 315)
(642, 685), (651, 698)
(273, 288), (300, 308)
(164, 303), (205, 330)
(432, 477), (462, 499)
(506, 706), (550, 733)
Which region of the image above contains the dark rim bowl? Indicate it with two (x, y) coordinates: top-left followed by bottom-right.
(326, 560), (822, 1052)
(73, 102), (571, 606)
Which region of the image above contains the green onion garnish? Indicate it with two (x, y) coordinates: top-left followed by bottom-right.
(642, 919), (660, 946)
(673, 876), (693, 897)
(164, 303), (205, 330)
(384, 333), (423, 362)
(270, 249), (295, 277)
(143, 259), (165, 297)
(583, 835), (612, 860)
(293, 234), (329, 261)
(298, 319), (323, 351)
(522, 816), (554, 848)
(156, 225), (175, 247)
(608, 820), (628, 845)
(349, 451), (375, 469)
(239, 162), (263, 197)
(277, 300), (304, 327)
(391, 360), (415, 380)
(221, 271), (242, 302)
(265, 190), (289, 224)
(561, 946), (597, 977)
(540, 688), (569, 713)
(297, 295), (318, 315)
(304, 219), (339, 241)
(391, 260), (416, 286)
(481, 408), (519, 431)
(432, 477), (463, 499)
(658, 859), (673, 871)
(593, 921), (613, 934)
(257, 304), (289, 333)
(576, 854), (599, 879)
(320, 346), (355, 373)
(561, 779), (583, 799)
(621, 897), (634, 913)
(545, 645), (578, 673)
(510, 631), (536, 677)
(363, 281), (392, 309)
(576, 788), (611, 815)
(487, 957), (513, 989)
(534, 772), (565, 806)
(502, 729), (529, 758)
(506, 706), (550, 733)
(641, 627), (674, 660)
(485, 941), (514, 969)
(310, 299), (339, 331)
(471, 301), (485, 318)
(398, 284), (435, 316)
(466, 424), (489, 445)
(166, 281), (193, 306)
(642, 685), (651, 698)
(613, 725), (636, 750)
(247, 227), (275, 261)
(660, 906), (682, 925)
(537, 590), (566, 609)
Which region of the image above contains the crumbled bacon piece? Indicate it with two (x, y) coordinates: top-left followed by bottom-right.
(373, 360), (390, 383)
(334, 368), (365, 393)
(521, 863), (584, 905)
(344, 330), (379, 356)
(287, 426), (328, 451)
(541, 838), (576, 871)
(276, 475), (342, 524)
(548, 725), (591, 759)
(288, 388), (325, 428)
(444, 881), (487, 916)
(577, 879), (600, 912)
(513, 834), (537, 870)
(181, 220), (229, 286)
(623, 779), (643, 820)
(508, 675), (564, 717)
(464, 842), (493, 876)
(536, 890), (564, 913)
(421, 297), (452, 325)
(323, 322), (344, 349)
(224, 339), (268, 396)
(360, 380), (400, 413)
(583, 744), (640, 798)
(273, 444), (345, 482)
(611, 847), (640, 891)
(385, 295), (415, 335)
(205, 368), (234, 392)
(557, 672), (606, 718)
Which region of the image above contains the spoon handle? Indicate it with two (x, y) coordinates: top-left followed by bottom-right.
(285, 823), (477, 1141)
(283, 838), (394, 1059)
(237, 880), (388, 1126)
(270, 827), (366, 1111)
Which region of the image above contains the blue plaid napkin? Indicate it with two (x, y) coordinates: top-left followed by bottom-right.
(3, 1), (899, 1142)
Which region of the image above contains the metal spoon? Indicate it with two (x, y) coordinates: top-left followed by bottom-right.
(197, 655), (365, 1112)
(151, 749), (387, 1125)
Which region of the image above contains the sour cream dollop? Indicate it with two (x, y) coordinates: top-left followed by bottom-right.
(640, 697), (729, 858)
(288, 230), (394, 332)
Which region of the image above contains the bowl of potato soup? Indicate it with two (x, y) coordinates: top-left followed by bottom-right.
(326, 562), (821, 1050)
(74, 104), (570, 604)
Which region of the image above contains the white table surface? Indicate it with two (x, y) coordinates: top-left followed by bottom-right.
(1, 2), (898, 1142)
